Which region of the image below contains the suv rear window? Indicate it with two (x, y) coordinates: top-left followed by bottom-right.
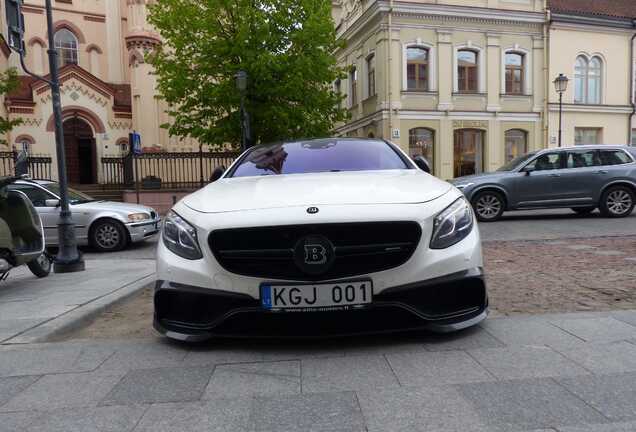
(599, 150), (631, 166)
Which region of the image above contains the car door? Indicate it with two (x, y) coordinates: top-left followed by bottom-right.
(595, 149), (636, 200)
(513, 151), (568, 208)
(8, 184), (60, 245)
(554, 149), (601, 205)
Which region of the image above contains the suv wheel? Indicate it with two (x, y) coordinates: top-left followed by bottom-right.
(472, 191), (505, 222)
(600, 186), (635, 218)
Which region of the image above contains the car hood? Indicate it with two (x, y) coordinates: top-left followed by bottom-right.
(72, 200), (156, 216)
(450, 172), (508, 184)
(183, 170), (452, 213)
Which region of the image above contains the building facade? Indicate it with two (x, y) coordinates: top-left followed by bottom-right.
(332, 0), (636, 179)
(0, 0), (198, 185)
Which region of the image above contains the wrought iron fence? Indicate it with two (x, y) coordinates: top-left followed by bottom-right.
(101, 151), (240, 190)
(0, 151), (53, 179)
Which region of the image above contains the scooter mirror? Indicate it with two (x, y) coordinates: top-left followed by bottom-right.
(45, 199), (60, 207)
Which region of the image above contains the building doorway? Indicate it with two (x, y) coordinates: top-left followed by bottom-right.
(454, 129), (485, 177)
(63, 117), (96, 184)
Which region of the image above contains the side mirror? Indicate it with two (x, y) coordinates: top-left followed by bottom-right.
(210, 166), (225, 183)
(521, 166), (534, 176)
(45, 199), (60, 207)
(413, 156), (432, 174)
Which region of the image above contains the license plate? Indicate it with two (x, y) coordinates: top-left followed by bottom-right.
(261, 280), (372, 311)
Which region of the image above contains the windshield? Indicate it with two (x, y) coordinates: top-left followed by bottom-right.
(229, 139), (412, 178)
(42, 183), (95, 204)
(497, 152), (537, 172)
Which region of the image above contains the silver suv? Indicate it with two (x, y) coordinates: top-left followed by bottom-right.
(450, 145), (636, 222)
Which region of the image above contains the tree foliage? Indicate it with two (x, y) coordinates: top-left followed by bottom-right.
(0, 68), (22, 145)
(149, 0), (349, 149)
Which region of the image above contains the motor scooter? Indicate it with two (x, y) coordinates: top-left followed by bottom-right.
(0, 174), (51, 280)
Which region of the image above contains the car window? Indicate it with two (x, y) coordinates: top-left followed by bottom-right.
(524, 152), (562, 171)
(599, 150), (632, 166)
(8, 185), (52, 207)
(229, 139), (411, 178)
(566, 150), (600, 169)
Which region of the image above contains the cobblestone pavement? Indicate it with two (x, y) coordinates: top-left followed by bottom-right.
(2, 311), (636, 431)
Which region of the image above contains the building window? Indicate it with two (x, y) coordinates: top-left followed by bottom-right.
(575, 56), (602, 104)
(632, 129), (636, 146)
(575, 128), (602, 145)
(349, 67), (357, 107)
(454, 129), (484, 177)
(505, 129), (527, 162)
(366, 54), (376, 98)
(334, 79), (342, 108)
(54, 29), (78, 67)
(505, 53), (524, 95)
(409, 128), (434, 173)
(457, 50), (478, 93)
(406, 47), (428, 91)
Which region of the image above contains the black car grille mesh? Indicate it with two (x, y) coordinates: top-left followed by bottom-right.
(209, 222), (422, 281)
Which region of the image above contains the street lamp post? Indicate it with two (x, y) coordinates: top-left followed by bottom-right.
(553, 73), (569, 148)
(235, 70), (252, 151)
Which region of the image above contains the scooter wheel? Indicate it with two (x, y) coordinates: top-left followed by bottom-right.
(27, 253), (52, 278)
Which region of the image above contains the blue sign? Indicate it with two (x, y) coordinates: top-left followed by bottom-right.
(131, 132), (142, 155)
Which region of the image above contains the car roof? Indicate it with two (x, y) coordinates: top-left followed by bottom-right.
(540, 145), (632, 152)
(14, 179), (54, 186)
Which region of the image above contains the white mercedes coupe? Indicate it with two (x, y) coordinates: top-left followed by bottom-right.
(155, 138), (488, 341)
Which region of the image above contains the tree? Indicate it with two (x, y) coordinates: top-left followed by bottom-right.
(0, 68), (22, 145)
(149, 0), (349, 149)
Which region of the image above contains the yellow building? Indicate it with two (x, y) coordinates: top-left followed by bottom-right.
(332, 0), (636, 179)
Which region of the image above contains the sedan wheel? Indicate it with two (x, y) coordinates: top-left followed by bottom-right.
(91, 220), (128, 252)
(600, 186), (635, 218)
(472, 192), (505, 222)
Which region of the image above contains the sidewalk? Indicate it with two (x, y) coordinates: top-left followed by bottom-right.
(1, 311), (636, 431)
(0, 259), (154, 344)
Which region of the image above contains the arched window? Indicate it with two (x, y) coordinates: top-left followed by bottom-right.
(409, 128), (434, 172)
(575, 55), (602, 104)
(505, 53), (524, 95)
(15, 135), (34, 154)
(457, 50), (478, 93)
(454, 129), (484, 177)
(54, 29), (78, 67)
(406, 47), (429, 91)
(505, 129), (527, 162)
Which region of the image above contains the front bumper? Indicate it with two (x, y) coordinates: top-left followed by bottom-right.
(154, 267), (488, 341)
(126, 219), (161, 242)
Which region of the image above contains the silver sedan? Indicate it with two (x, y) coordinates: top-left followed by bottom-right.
(9, 180), (161, 252)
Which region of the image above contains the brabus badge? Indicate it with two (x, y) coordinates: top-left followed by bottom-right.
(307, 207), (319, 214)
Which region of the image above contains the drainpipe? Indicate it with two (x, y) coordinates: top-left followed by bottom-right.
(629, 19), (636, 146)
(544, 7), (551, 149)
(387, 0), (394, 140)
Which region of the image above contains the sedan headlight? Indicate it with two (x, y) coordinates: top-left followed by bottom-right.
(453, 182), (474, 190)
(430, 198), (474, 249)
(162, 211), (203, 260)
(128, 213), (150, 222)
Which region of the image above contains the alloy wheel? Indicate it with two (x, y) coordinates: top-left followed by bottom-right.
(606, 190), (633, 215)
(95, 223), (121, 249)
(475, 194), (502, 220)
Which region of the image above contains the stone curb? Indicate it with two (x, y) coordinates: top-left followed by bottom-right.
(2, 273), (156, 345)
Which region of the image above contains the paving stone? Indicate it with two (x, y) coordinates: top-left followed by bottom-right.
(0, 376), (40, 408)
(457, 378), (607, 430)
(480, 318), (584, 348)
(0, 411), (40, 432)
(0, 371), (122, 412)
(101, 366), (213, 405)
(611, 311), (636, 327)
(468, 346), (590, 380)
(133, 399), (251, 432)
(0, 344), (114, 377)
(182, 347), (264, 367)
(96, 341), (188, 372)
(566, 245), (596, 251)
(0, 319), (42, 343)
(557, 372), (636, 421)
(341, 333), (427, 356)
(558, 422), (636, 431)
(386, 350), (494, 386)
(357, 384), (488, 432)
(593, 250), (625, 256)
(203, 361), (300, 399)
(26, 405), (147, 432)
(550, 317), (636, 343)
(301, 355), (398, 393)
(250, 391), (365, 432)
(555, 342), (636, 374)
(423, 326), (505, 351)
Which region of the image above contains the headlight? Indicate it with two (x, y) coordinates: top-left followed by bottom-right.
(453, 182), (474, 190)
(162, 211), (203, 260)
(128, 213), (150, 222)
(430, 198), (474, 249)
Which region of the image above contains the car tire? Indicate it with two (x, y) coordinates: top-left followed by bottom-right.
(90, 219), (129, 252)
(27, 252), (51, 278)
(472, 191), (505, 222)
(571, 206), (596, 215)
(600, 186), (636, 218)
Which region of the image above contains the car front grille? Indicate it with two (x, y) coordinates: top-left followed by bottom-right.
(150, 211), (157, 220)
(209, 222), (422, 281)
